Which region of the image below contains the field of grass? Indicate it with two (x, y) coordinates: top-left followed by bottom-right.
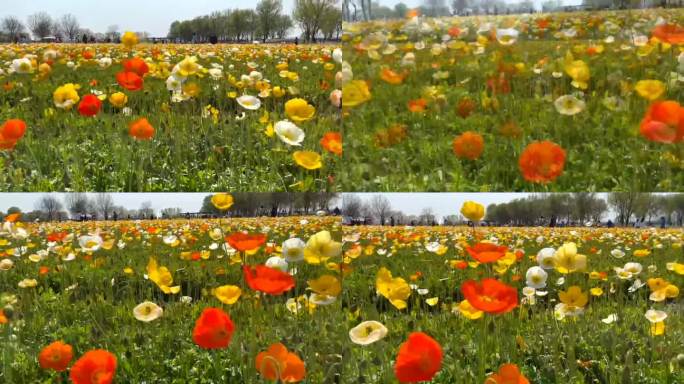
(0, 42), (342, 192)
(340, 10), (684, 191)
(0, 216), (345, 383)
(341, 225), (683, 383)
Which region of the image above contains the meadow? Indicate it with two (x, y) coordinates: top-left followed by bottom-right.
(341, 224), (683, 383)
(340, 9), (684, 191)
(0, 215), (345, 383)
(0, 39), (342, 192)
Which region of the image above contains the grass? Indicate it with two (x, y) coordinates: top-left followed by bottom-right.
(0, 216), (345, 383)
(340, 225), (684, 383)
(340, 9), (684, 191)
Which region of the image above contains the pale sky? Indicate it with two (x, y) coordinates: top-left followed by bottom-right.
(373, 0), (582, 12)
(6, 0), (297, 37)
(0, 193), (207, 213)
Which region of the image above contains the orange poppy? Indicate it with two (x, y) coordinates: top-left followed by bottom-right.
(38, 341), (73, 372)
(226, 232), (267, 252)
(448, 27), (461, 37)
(518, 141), (565, 183)
(466, 243), (508, 263)
(485, 363), (530, 384)
(461, 278), (518, 314)
(116, 71), (143, 91)
(255, 343), (306, 383)
(320, 132), (342, 155)
(375, 124), (408, 148)
(78, 94), (102, 117)
(129, 118), (155, 140)
(380, 68), (407, 85)
(1, 119), (26, 140)
(452, 131), (484, 160)
(69, 349), (117, 384)
(123, 57), (149, 76)
(394, 332), (443, 383)
(407, 98), (427, 113)
(243, 265), (295, 295)
(639, 100), (684, 144)
(0, 309), (7, 324)
(4, 213), (21, 222)
(651, 24), (684, 44)
(82, 50), (94, 60)
(406, 9), (420, 18)
(456, 98), (476, 118)
(0, 134), (17, 150)
(192, 307), (235, 349)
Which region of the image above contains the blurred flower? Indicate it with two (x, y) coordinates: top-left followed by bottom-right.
(70, 350), (117, 384)
(394, 332), (443, 383)
(192, 307), (235, 349)
(133, 301), (163, 322)
(349, 320), (388, 345)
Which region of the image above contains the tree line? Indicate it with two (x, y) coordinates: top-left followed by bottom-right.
(168, 0), (342, 43)
(0, 12), (129, 43)
(344, 0), (683, 22)
(342, 193), (684, 227)
(0, 193), (340, 222)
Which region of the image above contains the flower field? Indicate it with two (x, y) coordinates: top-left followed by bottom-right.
(341, 10), (684, 191)
(341, 224), (683, 383)
(0, 215), (346, 383)
(0, 40), (342, 191)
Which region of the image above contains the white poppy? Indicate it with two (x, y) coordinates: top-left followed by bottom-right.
(525, 266), (548, 289)
(644, 309), (667, 323)
(236, 95), (261, 110)
(536, 247), (556, 269)
(11, 58), (33, 74)
(79, 234), (103, 252)
(349, 320), (388, 345)
(274, 120), (305, 146)
(265, 256), (288, 272)
(133, 301), (163, 322)
(282, 238), (305, 262)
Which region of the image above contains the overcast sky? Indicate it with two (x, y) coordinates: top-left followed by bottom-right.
(0, 193), (208, 213)
(373, 0), (582, 11)
(8, 0), (296, 37)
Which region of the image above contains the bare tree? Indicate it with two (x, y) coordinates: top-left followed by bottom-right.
(370, 195), (392, 225)
(27, 12), (53, 40)
(1, 16), (26, 42)
(94, 193), (115, 220)
(608, 192), (642, 226)
(65, 193), (91, 219)
(36, 195), (63, 221)
(59, 14), (80, 42)
(342, 194), (363, 218)
(139, 201), (155, 219)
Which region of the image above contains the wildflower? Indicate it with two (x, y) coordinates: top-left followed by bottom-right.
(274, 120), (305, 146)
(466, 243), (507, 263)
(226, 232), (267, 252)
(304, 230), (342, 264)
(109, 92), (128, 108)
(78, 94), (102, 117)
(639, 100), (684, 143)
(293, 151), (322, 170)
(211, 193), (234, 210)
(518, 141), (566, 183)
(133, 301), (163, 322)
(128, 118), (155, 140)
(285, 98), (316, 122)
(121, 31), (138, 48)
(192, 307), (235, 349)
(376, 267), (411, 309)
(554, 95), (585, 115)
(53, 83), (80, 109)
(461, 278), (518, 314)
(341, 80), (371, 108)
(485, 363), (530, 384)
(243, 265), (295, 295)
(320, 132), (342, 155)
(116, 71), (143, 91)
(70, 350), (117, 384)
(214, 285), (242, 305)
(452, 131), (484, 160)
(349, 320), (388, 345)
(38, 341), (73, 372)
(255, 343), (306, 383)
(394, 332), (443, 383)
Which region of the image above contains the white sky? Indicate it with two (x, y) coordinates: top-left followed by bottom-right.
(7, 0), (297, 37)
(374, 0), (582, 11)
(0, 193), (207, 213)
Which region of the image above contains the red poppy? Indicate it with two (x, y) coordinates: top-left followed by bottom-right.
(47, 231), (68, 242)
(394, 332), (443, 383)
(129, 118), (155, 140)
(448, 26), (461, 37)
(651, 23), (684, 45)
(226, 232), (267, 252)
(69, 349), (117, 384)
(243, 265), (295, 295)
(123, 57), (149, 76)
(38, 341), (73, 372)
(639, 100), (684, 144)
(485, 363), (530, 384)
(452, 131), (484, 160)
(461, 278), (518, 314)
(407, 98), (427, 113)
(1, 119), (26, 140)
(78, 94), (102, 117)
(0, 134), (17, 150)
(320, 132), (342, 155)
(255, 343), (306, 383)
(456, 98), (476, 118)
(518, 140), (565, 183)
(466, 243), (508, 263)
(116, 71), (143, 91)
(192, 307), (235, 349)
(82, 50), (94, 60)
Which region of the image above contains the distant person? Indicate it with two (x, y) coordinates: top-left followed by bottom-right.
(660, 216), (666, 229)
(113, 211), (118, 221)
(294, 37), (298, 46)
(390, 217), (395, 227)
(82, 34), (88, 44)
(606, 220), (614, 228)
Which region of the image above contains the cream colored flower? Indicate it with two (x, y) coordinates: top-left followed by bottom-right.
(349, 320), (388, 345)
(133, 301), (163, 322)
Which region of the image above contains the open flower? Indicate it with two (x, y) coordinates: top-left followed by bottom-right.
(485, 363), (530, 384)
(214, 285), (242, 305)
(394, 332), (443, 383)
(237, 95), (262, 110)
(39, 341), (73, 372)
(554, 95), (585, 115)
(554, 242), (587, 273)
(133, 301), (163, 322)
(255, 343), (306, 383)
(282, 237), (306, 262)
(226, 232), (267, 252)
(526, 266), (548, 289)
(192, 307), (235, 349)
(129, 118), (155, 140)
(116, 71), (143, 91)
(70, 350), (117, 384)
(285, 98), (316, 122)
(376, 267), (411, 309)
(243, 265), (295, 295)
(461, 278), (518, 314)
(274, 120), (305, 146)
(304, 230), (341, 264)
(639, 100), (684, 143)
(452, 131), (484, 160)
(349, 320), (388, 345)
(146, 257), (181, 294)
(293, 151), (322, 170)
(635, 80), (666, 101)
(78, 94), (102, 117)
(518, 141), (566, 183)
(466, 243), (507, 263)
(53, 83), (80, 109)
(211, 193), (234, 210)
